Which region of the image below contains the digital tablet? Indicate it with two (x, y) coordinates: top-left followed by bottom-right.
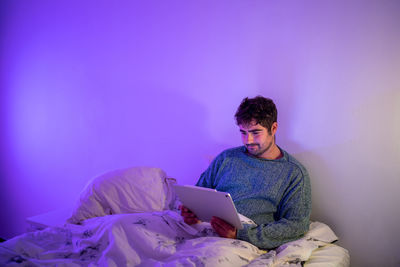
(173, 184), (243, 229)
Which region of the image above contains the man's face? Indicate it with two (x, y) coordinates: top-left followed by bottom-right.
(239, 120), (277, 158)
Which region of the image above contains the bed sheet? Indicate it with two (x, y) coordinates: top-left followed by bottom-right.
(304, 243), (350, 267)
(0, 210), (348, 267)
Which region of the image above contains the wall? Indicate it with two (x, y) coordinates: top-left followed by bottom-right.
(1, 1), (399, 266)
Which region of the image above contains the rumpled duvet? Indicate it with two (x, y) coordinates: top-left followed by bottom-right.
(0, 210), (344, 267)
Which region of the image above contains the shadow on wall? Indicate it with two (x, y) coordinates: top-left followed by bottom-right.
(291, 150), (341, 225)
(287, 90), (400, 266)
(294, 143), (399, 266)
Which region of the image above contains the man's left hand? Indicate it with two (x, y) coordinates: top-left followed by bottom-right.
(210, 216), (237, 239)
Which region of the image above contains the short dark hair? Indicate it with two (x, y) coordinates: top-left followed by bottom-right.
(234, 96), (277, 134)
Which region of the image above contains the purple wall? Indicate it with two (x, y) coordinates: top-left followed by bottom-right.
(1, 1), (400, 266)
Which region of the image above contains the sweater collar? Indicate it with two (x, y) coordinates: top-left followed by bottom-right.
(240, 145), (288, 162)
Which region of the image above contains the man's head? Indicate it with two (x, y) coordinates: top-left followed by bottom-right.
(234, 96), (277, 134)
(235, 96), (279, 159)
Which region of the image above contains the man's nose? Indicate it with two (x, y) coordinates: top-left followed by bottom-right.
(246, 134), (254, 143)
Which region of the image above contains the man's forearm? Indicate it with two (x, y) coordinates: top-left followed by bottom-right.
(237, 217), (309, 249)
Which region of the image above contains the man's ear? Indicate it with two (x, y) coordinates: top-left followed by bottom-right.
(271, 122), (278, 135)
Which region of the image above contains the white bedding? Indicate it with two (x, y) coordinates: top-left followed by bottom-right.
(0, 167), (349, 266)
(0, 211), (348, 266)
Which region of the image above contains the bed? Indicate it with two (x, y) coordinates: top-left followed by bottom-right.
(0, 167), (350, 266)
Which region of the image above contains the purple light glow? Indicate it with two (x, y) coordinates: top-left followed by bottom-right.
(1, 1), (400, 266)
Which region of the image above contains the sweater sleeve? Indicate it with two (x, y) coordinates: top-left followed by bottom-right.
(236, 168), (311, 249)
(195, 153), (225, 189)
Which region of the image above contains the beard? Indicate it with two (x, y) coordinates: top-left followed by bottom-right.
(246, 140), (273, 157)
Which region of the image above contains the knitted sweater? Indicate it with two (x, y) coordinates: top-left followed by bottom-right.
(196, 146), (311, 249)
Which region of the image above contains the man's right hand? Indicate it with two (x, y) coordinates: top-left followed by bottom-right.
(179, 205), (200, 225)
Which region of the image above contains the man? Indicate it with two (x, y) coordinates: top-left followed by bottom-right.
(180, 96), (311, 249)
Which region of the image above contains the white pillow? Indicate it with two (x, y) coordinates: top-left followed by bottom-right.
(67, 166), (176, 224)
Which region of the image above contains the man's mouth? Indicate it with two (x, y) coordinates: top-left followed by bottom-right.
(246, 144), (259, 149)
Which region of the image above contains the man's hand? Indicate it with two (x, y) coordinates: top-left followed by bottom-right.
(211, 216), (237, 239)
(179, 205), (200, 225)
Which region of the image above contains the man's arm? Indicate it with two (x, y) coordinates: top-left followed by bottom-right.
(237, 170), (311, 249)
(195, 152), (225, 189)
(183, 153), (237, 237)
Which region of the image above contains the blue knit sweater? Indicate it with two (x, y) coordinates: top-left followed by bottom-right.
(196, 146), (311, 249)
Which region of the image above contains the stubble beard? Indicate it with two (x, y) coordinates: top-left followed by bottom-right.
(246, 140), (273, 158)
